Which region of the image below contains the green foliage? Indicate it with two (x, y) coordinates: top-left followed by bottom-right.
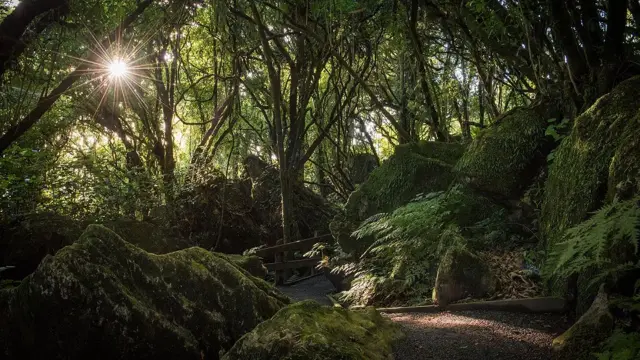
(347, 141), (464, 216)
(454, 105), (550, 196)
(333, 141), (465, 255)
(594, 330), (640, 360)
(545, 198), (640, 294)
(545, 118), (571, 162)
(337, 186), (506, 306)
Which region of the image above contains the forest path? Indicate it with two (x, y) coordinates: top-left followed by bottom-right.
(386, 310), (570, 360)
(275, 275), (335, 306)
(277, 276), (570, 359)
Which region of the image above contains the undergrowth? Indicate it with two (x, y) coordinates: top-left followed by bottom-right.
(545, 198), (640, 295)
(335, 186), (507, 306)
(594, 330), (640, 360)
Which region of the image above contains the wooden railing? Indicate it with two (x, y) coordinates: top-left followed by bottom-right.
(255, 233), (332, 285)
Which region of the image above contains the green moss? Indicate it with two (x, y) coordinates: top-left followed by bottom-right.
(0, 225), (288, 359)
(552, 286), (614, 358)
(432, 245), (496, 306)
(221, 301), (404, 360)
(216, 253), (267, 278)
(454, 105), (550, 197)
(347, 141), (464, 217)
(541, 76), (640, 249)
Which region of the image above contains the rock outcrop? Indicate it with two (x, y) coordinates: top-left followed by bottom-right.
(221, 300), (403, 360)
(0, 225), (288, 360)
(455, 105), (552, 198)
(173, 173), (264, 253)
(432, 245), (496, 306)
(331, 141), (465, 255)
(541, 76), (640, 248)
(454, 104), (555, 199)
(552, 286), (614, 358)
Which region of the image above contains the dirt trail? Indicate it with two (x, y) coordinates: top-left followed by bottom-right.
(276, 275), (335, 306)
(386, 311), (570, 360)
(278, 277), (570, 360)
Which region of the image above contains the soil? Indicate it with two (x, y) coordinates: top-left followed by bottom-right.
(386, 311), (571, 360)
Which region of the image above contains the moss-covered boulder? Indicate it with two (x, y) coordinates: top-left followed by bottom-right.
(552, 285), (614, 358)
(454, 104), (554, 198)
(221, 301), (403, 360)
(217, 253), (268, 278)
(102, 218), (188, 254)
(541, 76), (640, 248)
(432, 245), (496, 306)
(348, 153), (378, 185)
(0, 225), (288, 360)
(332, 141), (465, 255)
(0, 213), (83, 280)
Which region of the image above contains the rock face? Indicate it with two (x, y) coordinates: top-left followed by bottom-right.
(433, 246), (496, 306)
(0, 225), (288, 360)
(221, 300), (404, 360)
(454, 104), (554, 198)
(348, 153), (378, 185)
(331, 141), (465, 255)
(552, 286), (614, 358)
(541, 76), (640, 248)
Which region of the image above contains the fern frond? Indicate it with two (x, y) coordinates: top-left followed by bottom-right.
(545, 198), (640, 289)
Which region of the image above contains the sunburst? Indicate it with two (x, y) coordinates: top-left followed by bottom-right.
(108, 59), (129, 78)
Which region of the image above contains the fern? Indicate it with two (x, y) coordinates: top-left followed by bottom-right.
(594, 330), (640, 360)
(545, 198), (640, 292)
(338, 186), (506, 306)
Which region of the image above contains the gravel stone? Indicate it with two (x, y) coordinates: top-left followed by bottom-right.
(385, 310), (571, 360)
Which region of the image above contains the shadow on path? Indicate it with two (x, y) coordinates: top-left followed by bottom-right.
(386, 310), (571, 360)
(276, 275), (336, 306)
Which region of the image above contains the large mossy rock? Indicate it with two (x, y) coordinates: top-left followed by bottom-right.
(432, 245), (496, 306)
(552, 286), (614, 359)
(0, 213), (83, 280)
(0, 214), (190, 281)
(102, 218), (188, 254)
(541, 76), (640, 248)
(454, 104), (554, 198)
(0, 225), (288, 360)
(331, 141), (465, 255)
(221, 300), (403, 360)
(216, 253), (268, 278)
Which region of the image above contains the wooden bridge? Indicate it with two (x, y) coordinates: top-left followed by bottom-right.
(253, 233), (332, 285)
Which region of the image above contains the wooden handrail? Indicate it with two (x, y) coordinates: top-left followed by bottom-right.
(254, 234), (332, 257)
(265, 257), (322, 271)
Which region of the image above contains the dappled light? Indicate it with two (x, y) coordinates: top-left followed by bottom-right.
(1, 0), (639, 359)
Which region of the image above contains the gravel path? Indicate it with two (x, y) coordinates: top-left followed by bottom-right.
(386, 311), (571, 360)
(276, 275), (336, 306)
